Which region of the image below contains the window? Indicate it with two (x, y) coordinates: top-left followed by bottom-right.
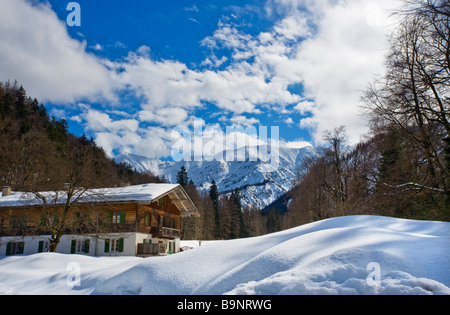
(107, 211), (125, 224)
(169, 218), (177, 229)
(38, 240), (50, 253)
(6, 242), (24, 255)
(70, 239), (90, 254)
(104, 238), (124, 253)
(9, 215), (27, 229)
(112, 212), (120, 224)
(158, 196), (166, 206)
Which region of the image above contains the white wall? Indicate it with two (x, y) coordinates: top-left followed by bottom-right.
(1, 233), (181, 256)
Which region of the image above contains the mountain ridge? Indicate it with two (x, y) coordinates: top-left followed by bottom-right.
(116, 143), (315, 209)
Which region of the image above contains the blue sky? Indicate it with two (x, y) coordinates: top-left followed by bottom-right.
(0, 0), (400, 159)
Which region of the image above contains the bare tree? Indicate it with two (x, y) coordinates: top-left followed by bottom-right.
(363, 0), (449, 193)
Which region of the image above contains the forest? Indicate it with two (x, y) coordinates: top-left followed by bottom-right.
(1, 0), (448, 241)
(283, 0), (450, 226)
(0, 81), (164, 192)
(183, 0), (450, 238)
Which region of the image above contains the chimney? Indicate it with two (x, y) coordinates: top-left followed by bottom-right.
(2, 186), (12, 197)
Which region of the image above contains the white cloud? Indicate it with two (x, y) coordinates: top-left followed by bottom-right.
(139, 107), (189, 127)
(293, 101), (315, 115)
(284, 117), (294, 125)
(0, 0), (117, 104)
(229, 115), (260, 126)
(0, 0), (402, 158)
(265, 0), (402, 144)
(81, 108), (139, 133)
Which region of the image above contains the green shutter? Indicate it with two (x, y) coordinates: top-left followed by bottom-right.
(84, 240), (90, 254)
(158, 197), (166, 206)
(20, 216), (27, 229)
(106, 211), (111, 224)
(38, 241), (44, 253)
(40, 214), (46, 226)
(5, 242), (11, 256)
(104, 239), (110, 253)
(118, 238), (124, 252)
(18, 242), (24, 254)
(119, 211), (125, 224)
(9, 215), (15, 228)
(73, 212), (79, 226)
(70, 240), (76, 254)
(144, 212), (149, 226)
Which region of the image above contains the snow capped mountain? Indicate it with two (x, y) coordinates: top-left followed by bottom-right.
(116, 143), (315, 209)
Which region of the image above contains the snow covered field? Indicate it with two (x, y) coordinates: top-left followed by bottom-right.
(0, 215), (449, 295)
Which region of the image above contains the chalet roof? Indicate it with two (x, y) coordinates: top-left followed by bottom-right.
(0, 184), (199, 217)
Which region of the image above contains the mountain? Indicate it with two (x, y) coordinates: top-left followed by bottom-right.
(116, 143), (315, 209)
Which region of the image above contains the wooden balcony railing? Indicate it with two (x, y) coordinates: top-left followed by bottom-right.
(137, 243), (166, 255)
(150, 227), (180, 238)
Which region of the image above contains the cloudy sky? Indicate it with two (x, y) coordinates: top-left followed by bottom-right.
(0, 0), (400, 159)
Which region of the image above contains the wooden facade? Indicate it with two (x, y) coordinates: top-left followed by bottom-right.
(0, 184), (199, 257)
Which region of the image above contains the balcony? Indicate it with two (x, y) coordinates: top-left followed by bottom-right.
(150, 227), (180, 239)
(137, 243), (166, 256)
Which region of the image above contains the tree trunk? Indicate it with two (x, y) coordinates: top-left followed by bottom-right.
(49, 234), (62, 252)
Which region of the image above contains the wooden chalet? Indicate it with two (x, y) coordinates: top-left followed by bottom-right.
(0, 184), (199, 257)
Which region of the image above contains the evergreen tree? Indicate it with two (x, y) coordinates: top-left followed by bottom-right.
(176, 165), (189, 187)
(266, 209), (282, 233)
(209, 180), (221, 239)
(229, 189), (244, 239)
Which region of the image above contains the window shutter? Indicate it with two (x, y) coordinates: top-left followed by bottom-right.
(9, 215), (15, 228)
(70, 240), (76, 254)
(73, 212), (79, 227)
(144, 212), (149, 226)
(104, 239), (110, 253)
(84, 239), (90, 254)
(119, 211), (125, 224)
(40, 214), (46, 226)
(18, 242), (24, 254)
(38, 241), (44, 253)
(118, 238), (124, 252)
(20, 216), (27, 229)
(5, 242), (11, 256)
(106, 211), (111, 224)
(53, 214), (59, 226)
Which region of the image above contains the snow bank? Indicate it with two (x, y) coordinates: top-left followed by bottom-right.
(0, 216), (449, 295)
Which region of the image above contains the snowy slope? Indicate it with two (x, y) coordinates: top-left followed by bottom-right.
(116, 144), (315, 209)
(0, 216), (449, 295)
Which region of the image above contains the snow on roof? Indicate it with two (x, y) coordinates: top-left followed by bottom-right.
(0, 184), (199, 217)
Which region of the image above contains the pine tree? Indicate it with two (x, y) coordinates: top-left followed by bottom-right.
(176, 165), (189, 187)
(229, 189), (243, 239)
(209, 180), (221, 239)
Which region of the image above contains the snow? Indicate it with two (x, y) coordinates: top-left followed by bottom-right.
(116, 144), (316, 209)
(0, 215), (449, 295)
(0, 183), (180, 208)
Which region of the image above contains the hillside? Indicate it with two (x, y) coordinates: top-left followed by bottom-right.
(116, 144), (315, 210)
(0, 81), (163, 191)
(0, 216), (449, 295)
